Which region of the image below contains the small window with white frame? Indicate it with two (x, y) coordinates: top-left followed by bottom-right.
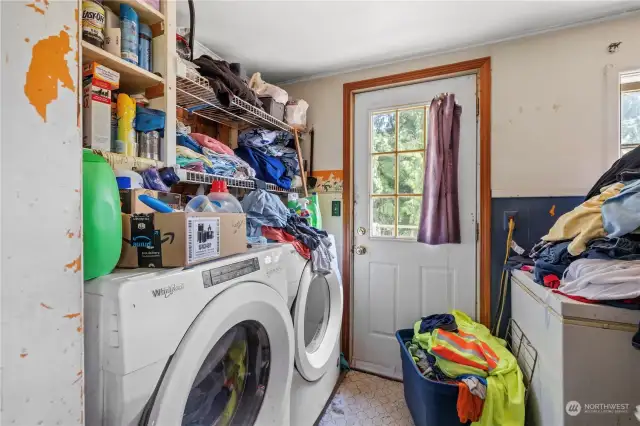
(620, 71), (640, 157)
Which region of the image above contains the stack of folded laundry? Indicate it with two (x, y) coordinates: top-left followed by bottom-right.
(175, 123), (256, 179)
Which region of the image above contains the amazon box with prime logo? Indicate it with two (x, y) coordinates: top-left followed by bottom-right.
(118, 212), (247, 268)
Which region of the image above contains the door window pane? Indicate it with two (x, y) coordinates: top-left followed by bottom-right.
(372, 154), (396, 194)
(372, 197), (396, 237)
(622, 91), (640, 146)
(372, 112), (396, 153)
(182, 321), (269, 426)
(398, 152), (425, 194)
(398, 196), (422, 239)
(304, 275), (330, 353)
(369, 106), (427, 240)
(398, 108), (425, 151)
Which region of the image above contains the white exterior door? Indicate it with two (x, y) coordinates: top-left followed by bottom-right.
(352, 75), (478, 379)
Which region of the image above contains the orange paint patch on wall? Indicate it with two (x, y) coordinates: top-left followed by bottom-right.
(20, 353), (28, 358)
(312, 170), (344, 192)
(63, 312), (81, 319)
(24, 30), (75, 122)
(64, 25), (70, 31)
(67, 229), (75, 238)
(64, 255), (81, 273)
(549, 205), (556, 217)
(40, 302), (53, 309)
(26, 3), (45, 15)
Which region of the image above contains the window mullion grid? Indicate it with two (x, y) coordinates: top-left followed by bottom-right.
(395, 110), (399, 238)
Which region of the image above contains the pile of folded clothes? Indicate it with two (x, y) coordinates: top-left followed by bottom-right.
(175, 127), (256, 179)
(404, 311), (525, 426)
(241, 189), (332, 274)
(235, 129), (300, 189)
(525, 146), (640, 311)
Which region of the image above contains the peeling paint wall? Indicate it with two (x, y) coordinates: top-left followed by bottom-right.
(1, 0), (83, 424)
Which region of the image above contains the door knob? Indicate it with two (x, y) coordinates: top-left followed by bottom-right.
(355, 246), (367, 255)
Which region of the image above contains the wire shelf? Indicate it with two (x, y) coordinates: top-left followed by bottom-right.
(176, 74), (293, 132)
(176, 169), (301, 194)
(505, 318), (538, 404)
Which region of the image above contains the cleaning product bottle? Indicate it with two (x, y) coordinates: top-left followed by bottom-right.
(83, 150), (122, 280)
(207, 181), (243, 213)
(287, 193), (299, 211)
(119, 4), (139, 65)
(308, 192), (322, 229)
(116, 93), (136, 155)
(297, 198), (311, 221)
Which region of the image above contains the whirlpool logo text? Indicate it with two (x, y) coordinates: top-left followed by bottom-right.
(151, 283), (185, 298)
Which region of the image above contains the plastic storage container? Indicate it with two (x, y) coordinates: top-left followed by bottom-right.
(259, 96), (285, 121)
(83, 150), (122, 281)
(184, 195), (217, 213)
(396, 329), (468, 426)
(207, 181), (243, 213)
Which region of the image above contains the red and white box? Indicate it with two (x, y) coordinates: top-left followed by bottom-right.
(82, 63), (120, 151)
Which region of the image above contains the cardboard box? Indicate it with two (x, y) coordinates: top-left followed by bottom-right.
(83, 78), (112, 151)
(83, 63), (120, 151)
(119, 189), (181, 213)
(83, 62), (120, 90)
(118, 212), (247, 268)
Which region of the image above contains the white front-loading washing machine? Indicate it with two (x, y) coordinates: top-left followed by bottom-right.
(284, 235), (344, 426)
(84, 246), (294, 426)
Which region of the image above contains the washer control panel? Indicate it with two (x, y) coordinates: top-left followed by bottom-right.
(202, 257), (260, 289)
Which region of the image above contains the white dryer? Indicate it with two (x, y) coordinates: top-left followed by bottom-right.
(285, 235), (344, 426)
(84, 246), (294, 426)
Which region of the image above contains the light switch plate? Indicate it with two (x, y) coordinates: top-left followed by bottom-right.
(332, 200), (341, 217)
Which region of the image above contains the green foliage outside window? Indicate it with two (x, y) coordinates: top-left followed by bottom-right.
(371, 108), (426, 238)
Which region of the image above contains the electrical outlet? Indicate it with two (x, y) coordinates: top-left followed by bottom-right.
(504, 210), (518, 230)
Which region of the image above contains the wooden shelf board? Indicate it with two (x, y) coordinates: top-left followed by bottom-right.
(82, 41), (163, 93)
(102, 0), (164, 25)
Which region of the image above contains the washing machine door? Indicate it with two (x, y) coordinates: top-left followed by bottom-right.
(144, 282), (294, 426)
(293, 261), (343, 381)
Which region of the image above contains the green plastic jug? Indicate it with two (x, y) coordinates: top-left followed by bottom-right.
(83, 150), (122, 280)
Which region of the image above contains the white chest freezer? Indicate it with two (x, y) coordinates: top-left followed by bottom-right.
(510, 270), (640, 426)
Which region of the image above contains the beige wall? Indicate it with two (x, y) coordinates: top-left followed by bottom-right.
(285, 13), (640, 196)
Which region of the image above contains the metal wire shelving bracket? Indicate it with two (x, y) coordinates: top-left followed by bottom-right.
(176, 73), (293, 132)
(505, 318), (538, 404)
(176, 169), (301, 194)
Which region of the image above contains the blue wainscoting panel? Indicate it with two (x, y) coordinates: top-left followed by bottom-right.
(490, 196), (583, 333)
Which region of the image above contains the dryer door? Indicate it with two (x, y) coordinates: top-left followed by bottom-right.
(144, 282), (294, 426)
(293, 262), (343, 381)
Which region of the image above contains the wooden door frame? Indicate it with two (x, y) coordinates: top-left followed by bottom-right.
(341, 57), (492, 362)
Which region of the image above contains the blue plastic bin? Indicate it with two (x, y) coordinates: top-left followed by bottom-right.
(396, 329), (470, 426)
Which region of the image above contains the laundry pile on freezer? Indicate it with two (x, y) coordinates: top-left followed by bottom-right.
(403, 311), (525, 426)
(520, 146), (640, 311)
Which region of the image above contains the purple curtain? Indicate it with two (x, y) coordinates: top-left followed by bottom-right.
(417, 93), (461, 245)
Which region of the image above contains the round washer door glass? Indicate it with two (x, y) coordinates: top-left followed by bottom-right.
(304, 274), (330, 352)
(182, 320), (270, 426)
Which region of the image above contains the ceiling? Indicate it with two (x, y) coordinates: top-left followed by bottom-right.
(177, 1), (640, 83)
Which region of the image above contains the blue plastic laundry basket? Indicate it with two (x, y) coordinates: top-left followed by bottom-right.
(396, 329), (470, 426)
